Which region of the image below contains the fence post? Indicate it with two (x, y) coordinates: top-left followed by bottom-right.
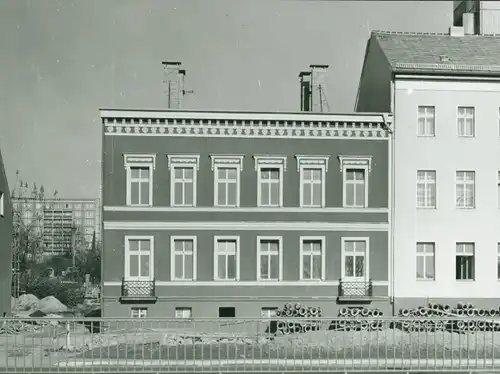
(66, 321), (71, 351)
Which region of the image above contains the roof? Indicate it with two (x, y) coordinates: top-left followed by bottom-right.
(372, 31), (500, 75)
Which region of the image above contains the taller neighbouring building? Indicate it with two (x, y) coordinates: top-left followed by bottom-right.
(0, 147), (13, 316)
(454, 0), (500, 35)
(100, 103), (393, 317)
(356, 27), (500, 310)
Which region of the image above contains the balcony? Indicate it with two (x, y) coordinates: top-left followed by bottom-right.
(120, 278), (157, 303)
(338, 279), (373, 302)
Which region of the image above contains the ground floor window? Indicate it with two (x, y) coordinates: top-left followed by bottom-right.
(341, 238), (369, 280)
(456, 242), (475, 280)
(130, 307), (148, 318)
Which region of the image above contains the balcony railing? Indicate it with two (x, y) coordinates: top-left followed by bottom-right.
(120, 278), (156, 301)
(338, 279), (373, 299)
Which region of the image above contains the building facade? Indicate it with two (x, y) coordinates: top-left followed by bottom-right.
(0, 148), (13, 316)
(454, 0), (500, 35)
(101, 109), (393, 318)
(356, 29), (500, 310)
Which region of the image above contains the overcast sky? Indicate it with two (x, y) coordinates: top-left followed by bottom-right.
(0, 0), (452, 199)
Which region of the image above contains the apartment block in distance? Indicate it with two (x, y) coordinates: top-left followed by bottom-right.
(356, 27), (500, 310)
(101, 88), (393, 318)
(0, 147), (13, 316)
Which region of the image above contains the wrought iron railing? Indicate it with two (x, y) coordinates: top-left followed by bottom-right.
(338, 278), (373, 298)
(121, 278), (155, 298)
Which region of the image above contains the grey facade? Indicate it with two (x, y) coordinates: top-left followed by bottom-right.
(0, 148), (13, 316)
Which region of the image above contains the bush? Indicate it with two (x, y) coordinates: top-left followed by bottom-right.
(25, 276), (85, 308)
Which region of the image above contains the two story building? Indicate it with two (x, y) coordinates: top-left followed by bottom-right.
(0, 147), (12, 316)
(356, 28), (500, 310)
(100, 109), (393, 318)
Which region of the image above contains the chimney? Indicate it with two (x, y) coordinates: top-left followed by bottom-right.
(463, 12), (475, 35)
(162, 61), (186, 109)
(299, 64), (330, 112)
(449, 26), (465, 37)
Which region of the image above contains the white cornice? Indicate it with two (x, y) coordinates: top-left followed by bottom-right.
(253, 155), (287, 171)
(295, 155), (330, 172)
(209, 155), (245, 171)
(166, 154), (200, 170)
(123, 154), (156, 170)
(338, 155), (373, 172)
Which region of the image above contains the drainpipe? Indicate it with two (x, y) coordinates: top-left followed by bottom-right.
(389, 78), (396, 317)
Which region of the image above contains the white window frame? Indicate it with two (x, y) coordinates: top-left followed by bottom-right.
(417, 105), (436, 137)
(123, 154), (156, 206)
(296, 155), (330, 208)
(416, 242), (435, 281)
(167, 154), (200, 207)
(256, 236), (283, 281)
(340, 237), (370, 281)
(0, 191), (4, 217)
(416, 170), (437, 209)
(261, 307), (278, 319)
(175, 307), (193, 319)
(213, 235), (240, 281)
(456, 242), (475, 281)
(124, 235), (154, 281)
(170, 235), (197, 281)
(457, 106), (475, 137)
(299, 236), (326, 281)
(338, 155), (372, 208)
(455, 170), (475, 209)
(130, 307), (148, 318)
(254, 155), (287, 207)
(210, 155), (244, 207)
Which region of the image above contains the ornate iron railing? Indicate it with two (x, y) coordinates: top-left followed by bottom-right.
(121, 278), (156, 298)
(338, 279), (373, 298)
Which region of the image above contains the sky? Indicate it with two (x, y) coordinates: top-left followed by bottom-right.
(0, 0), (453, 200)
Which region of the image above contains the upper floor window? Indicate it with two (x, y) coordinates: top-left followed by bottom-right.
(457, 106), (475, 137)
(210, 155), (244, 207)
(416, 242), (435, 280)
(167, 155), (200, 207)
(296, 155), (330, 208)
(455, 171), (475, 209)
(123, 154), (156, 206)
(254, 156), (287, 207)
(417, 106), (435, 137)
(339, 156), (372, 208)
(416, 170), (436, 209)
(170, 236), (197, 281)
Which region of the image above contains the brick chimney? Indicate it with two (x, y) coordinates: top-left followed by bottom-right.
(299, 64), (330, 112)
(162, 61), (186, 109)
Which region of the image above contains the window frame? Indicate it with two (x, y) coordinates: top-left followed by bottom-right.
(256, 235), (283, 281)
(296, 155), (330, 208)
(123, 154), (156, 207)
(455, 170), (475, 209)
(124, 235), (155, 281)
(455, 242), (475, 281)
(457, 106), (475, 137)
(338, 156), (372, 208)
(340, 237), (370, 281)
(175, 307), (193, 319)
(213, 235), (240, 282)
(416, 242), (435, 281)
(254, 155), (287, 208)
(0, 190), (4, 217)
(167, 154), (200, 207)
(299, 236), (326, 281)
(130, 307), (148, 318)
(210, 155), (244, 207)
(170, 235), (197, 281)
(416, 170), (437, 209)
(417, 105), (436, 137)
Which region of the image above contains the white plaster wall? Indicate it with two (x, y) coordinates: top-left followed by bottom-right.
(393, 79), (500, 299)
(480, 1), (500, 35)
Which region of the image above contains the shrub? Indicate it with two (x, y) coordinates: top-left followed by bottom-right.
(25, 276), (85, 308)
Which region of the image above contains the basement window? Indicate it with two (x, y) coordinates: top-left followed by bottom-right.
(175, 307), (192, 319)
(261, 307), (278, 319)
(130, 307), (148, 318)
(219, 307), (235, 318)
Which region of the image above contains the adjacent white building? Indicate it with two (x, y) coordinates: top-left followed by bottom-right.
(356, 27), (500, 311)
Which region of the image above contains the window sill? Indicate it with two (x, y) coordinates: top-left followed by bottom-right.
(457, 135), (475, 138)
(456, 279), (475, 282)
(214, 205), (239, 208)
(127, 204), (152, 207)
(456, 207), (475, 210)
(343, 205), (368, 209)
(416, 207), (436, 210)
(171, 205), (197, 208)
(213, 279), (239, 282)
(416, 135), (436, 138)
(171, 278), (197, 282)
(416, 279), (436, 282)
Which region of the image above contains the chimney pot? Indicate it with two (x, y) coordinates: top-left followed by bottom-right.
(449, 26), (465, 37)
(463, 12), (475, 35)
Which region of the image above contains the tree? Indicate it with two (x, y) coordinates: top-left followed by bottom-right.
(75, 230), (101, 283)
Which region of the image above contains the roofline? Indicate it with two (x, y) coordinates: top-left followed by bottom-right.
(393, 69), (500, 78)
(99, 108), (391, 124)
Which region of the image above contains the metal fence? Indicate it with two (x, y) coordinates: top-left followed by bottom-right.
(3, 316), (500, 372)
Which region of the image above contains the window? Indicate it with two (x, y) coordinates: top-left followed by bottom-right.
(341, 238), (369, 280)
(175, 307), (192, 319)
(296, 155), (330, 207)
(497, 243), (500, 280)
(0, 191), (4, 217)
(339, 156), (372, 208)
(170, 236), (197, 281)
(254, 156), (287, 207)
(417, 170), (436, 208)
(125, 236), (154, 280)
(214, 236), (240, 281)
(167, 155), (200, 207)
(257, 236), (282, 281)
(456, 243), (475, 280)
(417, 106), (435, 137)
(299, 237), (325, 280)
(416, 242), (435, 280)
(457, 106), (475, 137)
(261, 307), (278, 319)
(498, 171), (500, 208)
(219, 307), (235, 318)
(455, 171), (475, 208)
(131, 307), (148, 318)
(124, 154), (156, 206)
(210, 155), (244, 207)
